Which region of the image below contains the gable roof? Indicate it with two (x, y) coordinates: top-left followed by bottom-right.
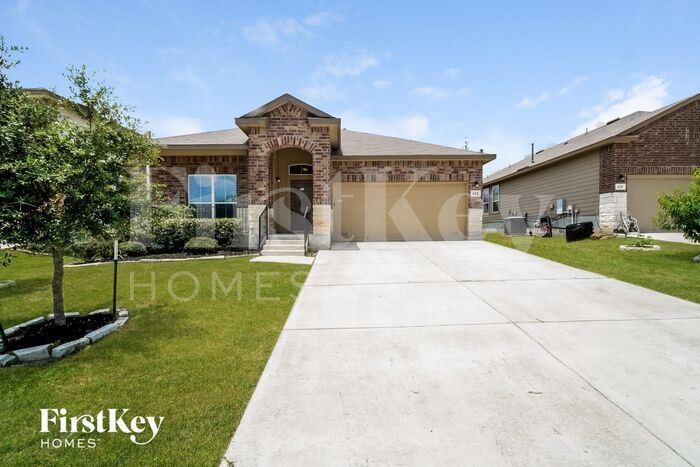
(156, 128), (248, 148)
(157, 127), (494, 159)
(339, 130), (493, 158)
(484, 93), (700, 185)
(239, 93), (334, 118)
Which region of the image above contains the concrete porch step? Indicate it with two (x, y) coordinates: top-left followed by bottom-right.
(269, 234), (304, 240)
(260, 249), (305, 256)
(266, 239), (305, 247)
(263, 243), (304, 251)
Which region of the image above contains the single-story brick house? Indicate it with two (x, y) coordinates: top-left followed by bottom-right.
(482, 93), (700, 233)
(154, 94), (495, 250)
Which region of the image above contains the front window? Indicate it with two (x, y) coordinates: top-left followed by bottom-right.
(483, 187), (490, 214)
(491, 184), (500, 213)
(188, 174), (237, 218)
(288, 163), (313, 175)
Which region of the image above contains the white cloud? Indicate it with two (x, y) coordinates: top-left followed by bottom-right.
(443, 68), (461, 79)
(518, 75), (588, 109)
(169, 67), (205, 93)
(571, 75), (670, 136)
(410, 86), (470, 100)
(14, 0), (30, 13)
(304, 11), (342, 27)
(300, 83), (345, 102)
(372, 79), (392, 89)
(148, 116), (204, 138)
(319, 51), (383, 78)
(342, 110), (432, 141)
(242, 11), (340, 50)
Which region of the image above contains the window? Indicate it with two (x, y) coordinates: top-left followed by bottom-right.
(482, 187), (490, 214)
(491, 184), (500, 213)
(288, 164), (313, 175)
(188, 174), (237, 218)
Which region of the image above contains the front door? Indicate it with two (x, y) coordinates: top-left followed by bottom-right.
(290, 179), (313, 232)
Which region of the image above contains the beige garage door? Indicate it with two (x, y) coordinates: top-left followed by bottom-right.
(628, 175), (692, 232)
(332, 182), (468, 241)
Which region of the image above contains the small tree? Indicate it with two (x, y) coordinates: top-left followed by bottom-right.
(655, 168), (700, 243)
(0, 39), (161, 324)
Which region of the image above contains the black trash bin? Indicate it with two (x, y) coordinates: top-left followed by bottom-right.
(565, 221), (594, 242)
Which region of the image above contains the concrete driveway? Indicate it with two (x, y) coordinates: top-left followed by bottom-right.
(223, 241), (700, 466)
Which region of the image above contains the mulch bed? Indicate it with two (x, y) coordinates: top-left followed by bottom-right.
(6, 314), (113, 351)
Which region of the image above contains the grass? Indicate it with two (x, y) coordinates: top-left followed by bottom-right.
(0, 252), (310, 465)
(484, 233), (700, 303)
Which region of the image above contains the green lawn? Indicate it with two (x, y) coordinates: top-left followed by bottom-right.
(0, 252), (310, 465)
(485, 233), (700, 303)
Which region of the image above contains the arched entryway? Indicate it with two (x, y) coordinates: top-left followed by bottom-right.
(269, 148), (313, 234)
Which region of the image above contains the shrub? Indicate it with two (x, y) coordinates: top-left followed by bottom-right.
(72, 238), (113, 263)
(655, 168), (700, 243)
(628, 235), (655, 248)
(152, 217), (244, 252)
(215, 218), (245, 248)
(184, 237), (219, 254)
(120, 241), (147, 257)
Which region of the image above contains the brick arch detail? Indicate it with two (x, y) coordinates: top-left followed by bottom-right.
(261, 135), (320, 159)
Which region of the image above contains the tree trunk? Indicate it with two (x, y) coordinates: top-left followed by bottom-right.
(52, 246), (66, 326)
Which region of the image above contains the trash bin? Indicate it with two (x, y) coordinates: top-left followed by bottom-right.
(504, 216), (527, 236)
(539, 216), (552, 238)
(565, 221), (593, 242)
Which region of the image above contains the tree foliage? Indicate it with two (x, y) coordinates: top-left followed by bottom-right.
(0, 37), (161, 323)
(655, 168), (700, 243)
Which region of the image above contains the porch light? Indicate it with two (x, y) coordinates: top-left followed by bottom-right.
(276, 176), (281, 184)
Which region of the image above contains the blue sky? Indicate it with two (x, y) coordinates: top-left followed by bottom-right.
(2, 0), (698, 174)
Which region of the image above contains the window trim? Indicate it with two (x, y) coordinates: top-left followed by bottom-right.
(187, 174), (237, 219)
(482, 187), (490, 214)
(491, 184), (500, 214)
(288, 163), (313, 176)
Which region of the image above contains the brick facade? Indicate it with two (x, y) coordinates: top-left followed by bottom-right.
(246, 103), (332, 205)
(151, 155), (248, 204)
(331, 159), (485, 209)
(600, 99), (700, 193)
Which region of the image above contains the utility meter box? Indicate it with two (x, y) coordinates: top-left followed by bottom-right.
(555, 198), (567, 215)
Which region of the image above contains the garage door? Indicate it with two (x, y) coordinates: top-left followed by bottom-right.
(627, 175), (692, 232)
(332, 182), (468, 241)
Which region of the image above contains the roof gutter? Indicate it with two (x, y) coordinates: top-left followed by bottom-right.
(332, 153), (496, 162)
(160, 143), (249, 150)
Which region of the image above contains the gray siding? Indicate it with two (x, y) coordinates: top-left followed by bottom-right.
(483, 150), (600, 223)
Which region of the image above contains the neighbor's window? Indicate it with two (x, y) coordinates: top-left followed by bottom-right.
(491, 184), (500, 213)
(288, 163), (313, 175)
(483, 187), (490, 214)
(188, 174), (237, 218)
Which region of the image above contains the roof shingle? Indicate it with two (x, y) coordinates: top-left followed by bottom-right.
(157, 128), (493, 158)
(484, 93), (700, 184)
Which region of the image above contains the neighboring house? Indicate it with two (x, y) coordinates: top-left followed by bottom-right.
(154, 94), (495, 250)
(483, 93), (700, 233)
(24, 87), (88, 126)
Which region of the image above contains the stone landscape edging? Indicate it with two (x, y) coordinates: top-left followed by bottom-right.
(1, 309), (129, 367)
(64, 253), (258, 268)
(619, 245), (662, 251)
